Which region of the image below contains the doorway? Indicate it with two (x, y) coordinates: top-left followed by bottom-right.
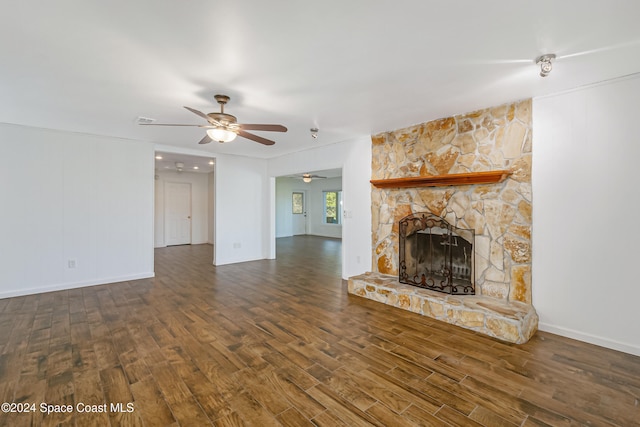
(273, 169), (343, 268)
(154, 152), (216, 251)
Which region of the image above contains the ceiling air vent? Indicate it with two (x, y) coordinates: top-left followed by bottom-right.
(135, 116), (156, 125)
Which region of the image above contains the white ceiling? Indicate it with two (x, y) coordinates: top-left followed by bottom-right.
(2, 1), (640, 159)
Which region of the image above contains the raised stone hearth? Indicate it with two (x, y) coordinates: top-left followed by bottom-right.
(349, 272), (538, 344)
(355, 99), (538, 343)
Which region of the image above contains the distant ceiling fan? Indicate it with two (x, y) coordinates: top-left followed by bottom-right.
(294, 173), (327, 183)
(140, 94), (287, 146)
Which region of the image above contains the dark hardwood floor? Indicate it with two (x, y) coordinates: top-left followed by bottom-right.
(0, 235), (639, 426)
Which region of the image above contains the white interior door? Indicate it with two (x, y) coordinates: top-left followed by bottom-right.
(292, 191), (307, 235)
(165, 182), (191, 246)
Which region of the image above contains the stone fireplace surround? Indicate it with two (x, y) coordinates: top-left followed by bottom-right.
(348, 99), (538, 343)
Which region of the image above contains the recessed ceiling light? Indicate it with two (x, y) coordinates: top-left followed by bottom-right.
(209, 160), (214, 165)
(193, 166), (199, 170)
(155, 155), (163, 160)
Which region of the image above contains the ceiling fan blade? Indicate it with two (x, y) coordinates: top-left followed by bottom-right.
(183, 106), (210, 120)
(183, 106), (223, 127)
(311, 175), (327, 179)
(139, 123), (203, 126)
(238, 130), (275, 146)
(238, 124), (287, 132)
(198, 134), (212, 144)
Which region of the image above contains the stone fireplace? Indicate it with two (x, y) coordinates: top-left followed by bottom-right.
(348, 99), (538, 343)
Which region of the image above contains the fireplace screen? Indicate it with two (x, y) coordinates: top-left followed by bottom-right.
(399, 213), (475, 295)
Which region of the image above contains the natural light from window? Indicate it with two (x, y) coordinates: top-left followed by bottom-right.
(323, 190), (342, 224)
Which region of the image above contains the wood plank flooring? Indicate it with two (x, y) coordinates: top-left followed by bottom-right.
(0, 235), (639, 426)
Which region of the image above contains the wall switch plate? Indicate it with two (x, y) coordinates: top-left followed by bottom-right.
(68, 259), (77, 269)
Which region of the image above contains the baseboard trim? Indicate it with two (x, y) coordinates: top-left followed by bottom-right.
(306, 233), (342, 239)
(214, 255), (266, 266)
(538, 322), (640, 357)
(0, 272), (155, 299)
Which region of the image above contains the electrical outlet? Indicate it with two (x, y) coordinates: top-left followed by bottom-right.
(68, 259), (77, 269)
(233, 242), (241, 249)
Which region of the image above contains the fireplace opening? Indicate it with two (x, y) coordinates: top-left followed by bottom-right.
(399, 213), (475, 295)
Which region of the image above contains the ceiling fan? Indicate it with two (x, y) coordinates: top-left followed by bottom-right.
(295, 173), (327, 183)
(140, 94), (287, 146)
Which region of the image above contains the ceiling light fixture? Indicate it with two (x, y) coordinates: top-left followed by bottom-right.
(310, 128), (319, 139)
(206, 128), (237, 143)
(155, 155), (163, 160)
(535, 54), (556, 77)
(298, 172), (326, 182)
(175, 162), (184, 172)
(208, 160), (214, 165)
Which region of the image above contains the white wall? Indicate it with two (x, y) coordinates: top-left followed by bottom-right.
(154, 170), (210, 247)
(0, 124), (155, 298)
(276, 176), (343, 238)
(533, 74), (640, 356)
(214, 154), (270, 265)
(275, 177), (296, 237)
(208, 172), (214, 244)
(268, 137), (372, 279)
(340, 137), (373, 279)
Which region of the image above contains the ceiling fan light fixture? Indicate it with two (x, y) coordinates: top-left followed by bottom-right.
(206, 128), (237, 143)
(303, 176), (312, 183)
(142, 94), (285, 146)
(536, 53), (556, 77)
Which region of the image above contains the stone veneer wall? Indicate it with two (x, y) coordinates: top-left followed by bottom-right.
(371, 99), (532, 304)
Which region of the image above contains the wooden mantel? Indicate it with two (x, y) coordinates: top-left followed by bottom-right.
(370, 170), (511, 188)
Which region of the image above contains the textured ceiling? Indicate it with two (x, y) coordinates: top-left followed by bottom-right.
(2, 1), (640, 159)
